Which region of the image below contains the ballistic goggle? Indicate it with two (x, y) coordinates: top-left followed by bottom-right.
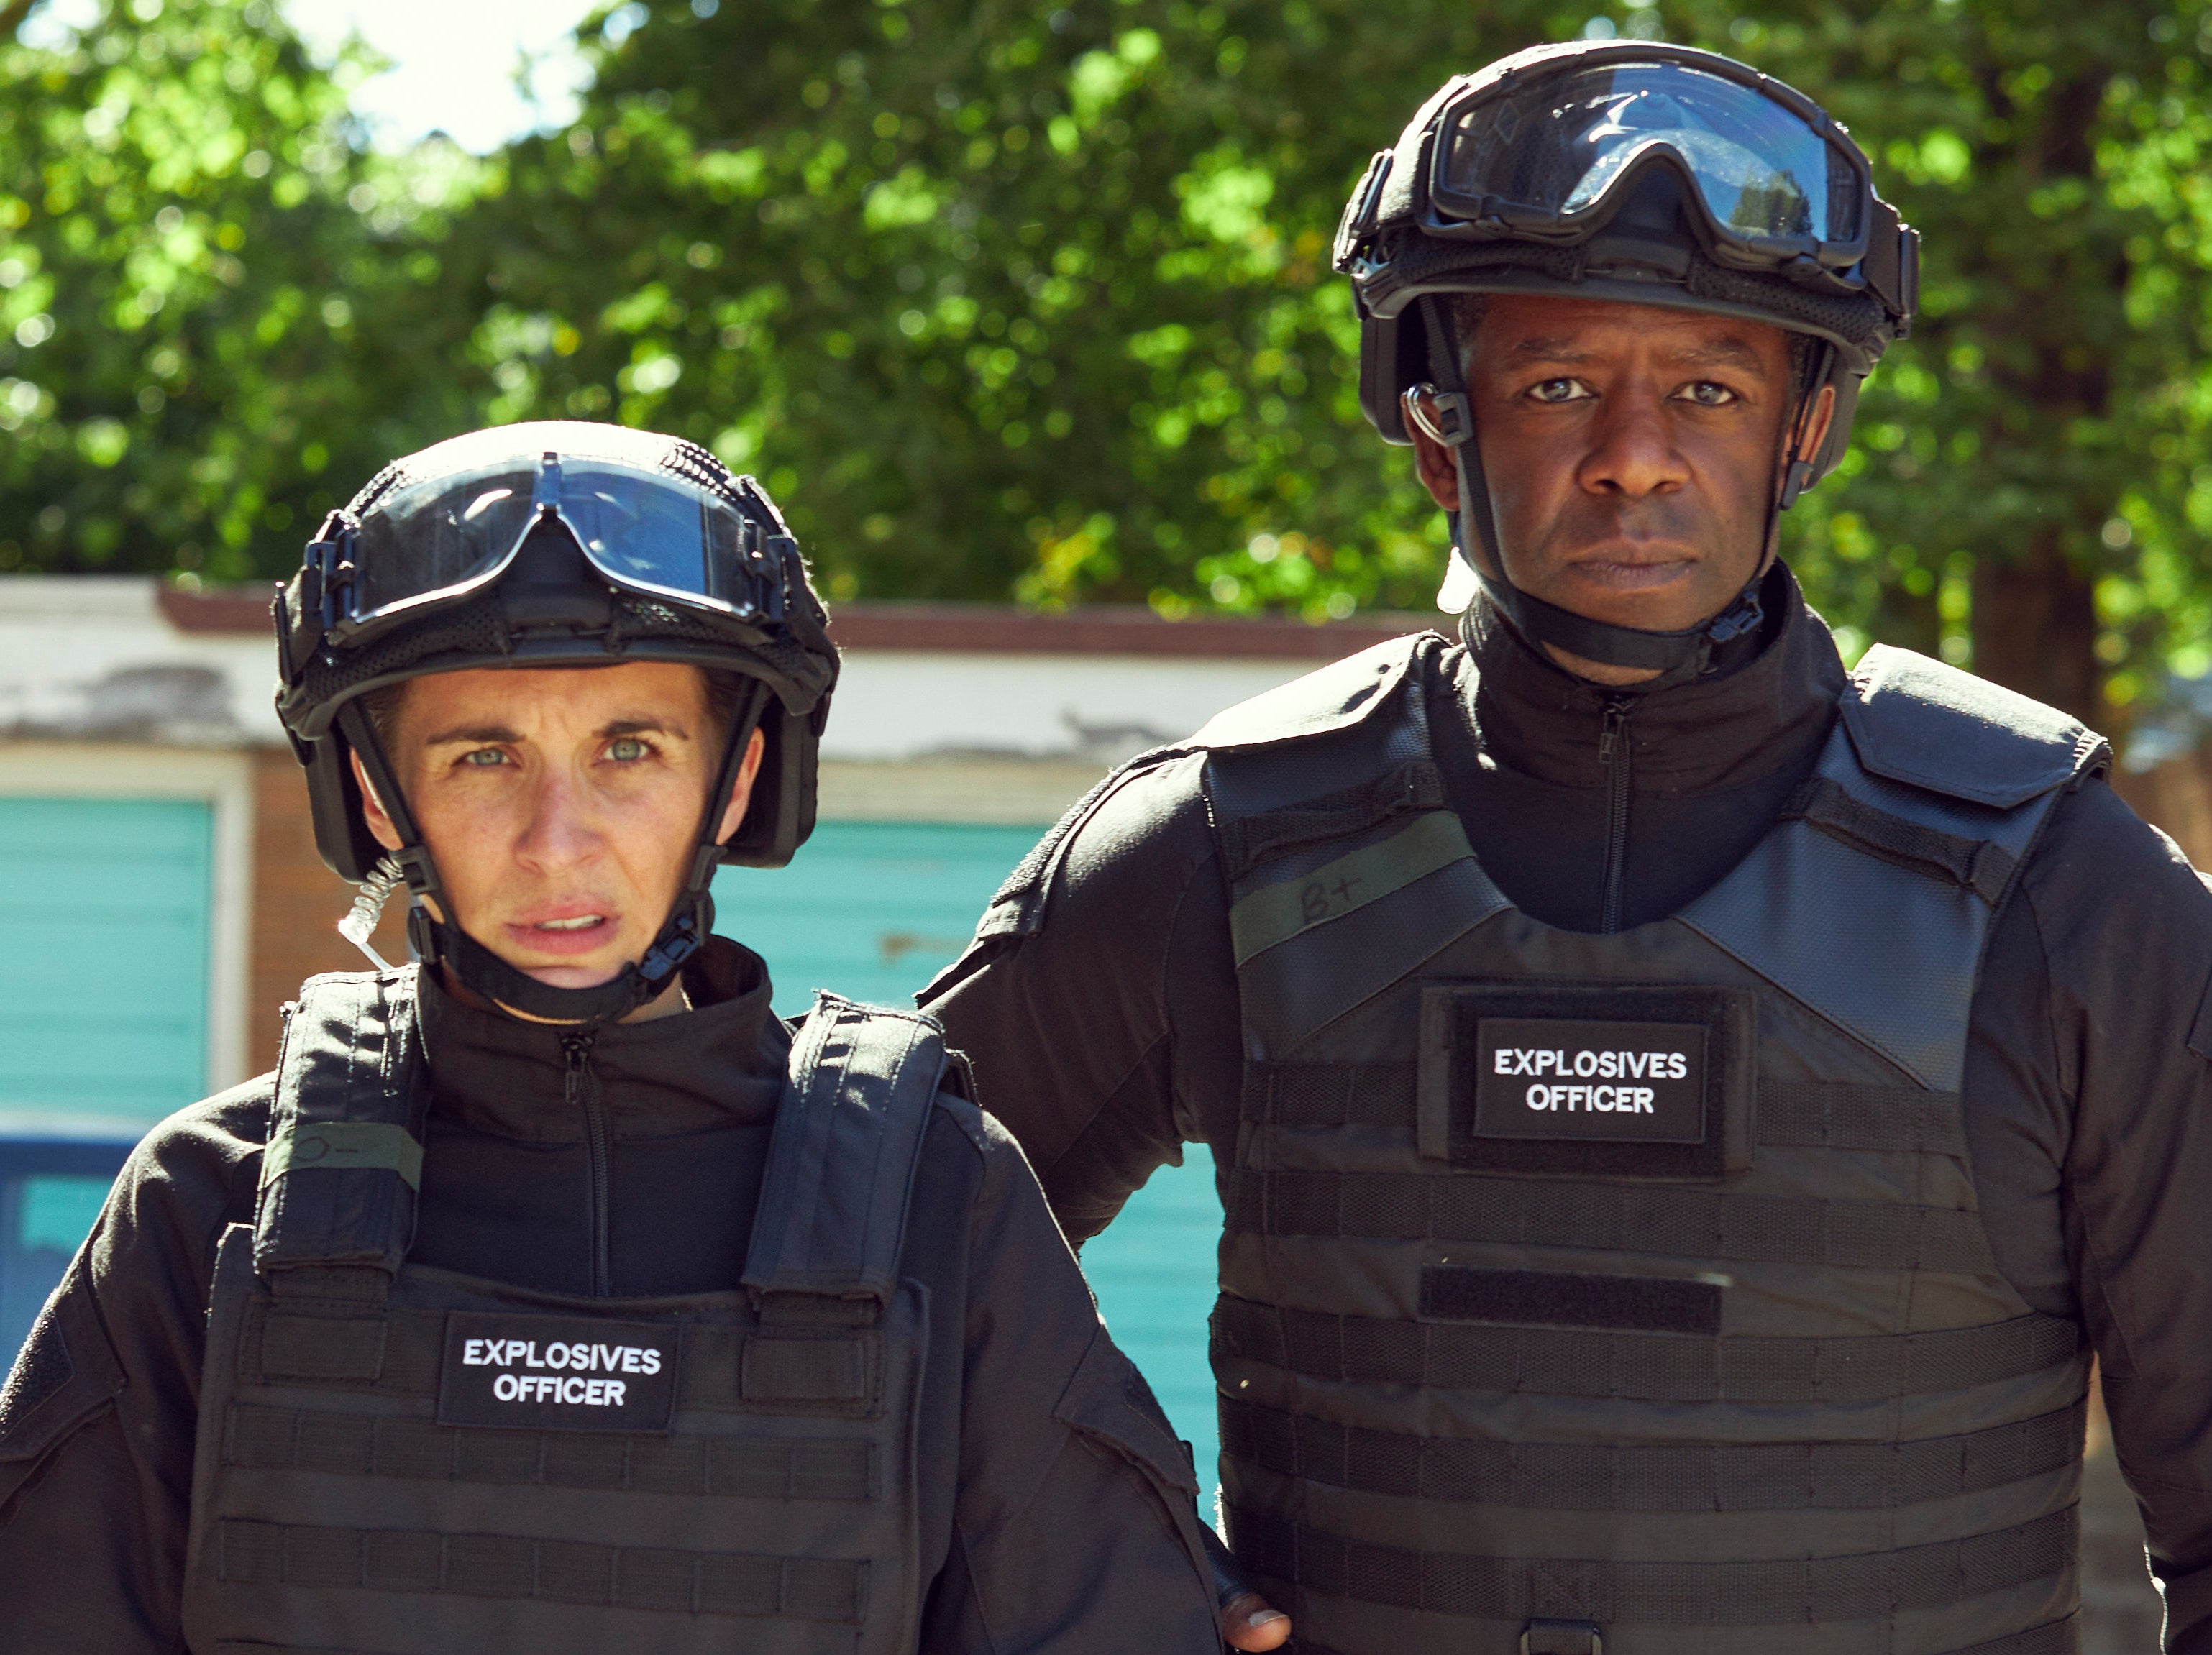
(304, 451), (795, 647)
(1339, 44), (1915, 324)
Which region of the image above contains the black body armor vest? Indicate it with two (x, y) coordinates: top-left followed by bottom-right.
(183, 970), (951, 1655)
(1199, 637), (2107, 1655)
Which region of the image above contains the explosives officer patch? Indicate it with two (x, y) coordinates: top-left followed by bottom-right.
(1472, 1017), (1707, 1143)
(1419, 982), (1757, 1180)
(437, 1311), (680, 1433)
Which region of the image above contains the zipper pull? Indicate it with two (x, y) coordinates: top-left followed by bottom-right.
(562, 1032), (595, 1102)
(1599, 699), (1630, 764)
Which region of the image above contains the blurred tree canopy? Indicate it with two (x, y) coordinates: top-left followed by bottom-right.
(7, 0), (2212, 726)
(0, 0), (482, 584)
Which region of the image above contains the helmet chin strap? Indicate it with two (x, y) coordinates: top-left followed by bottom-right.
(338, 682), (772, 1030)
(1413, 294), (1817, 693)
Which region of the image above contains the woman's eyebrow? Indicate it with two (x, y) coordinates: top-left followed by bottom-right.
(421, 722), (522, 747)
(598, 716), (690, 741)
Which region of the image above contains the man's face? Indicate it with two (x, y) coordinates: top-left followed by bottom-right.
(1411, 294), (1831, 661)
(355, 663), (761, 995)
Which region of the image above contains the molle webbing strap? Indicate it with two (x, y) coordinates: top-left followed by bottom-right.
(1269, 1626), (2077, 1655)
(1215, 761), (1445, 883)
(1759, 1082), (1971, 1155)
(1227, 1506), (2074, 1626)
(1219, 1395), (2086, 1511)
(743, 995), (944, 1319)
(1786, 776), (2020, 906)
(253, 971), (427, 1282)
(216, 1519), (866, 1623)
(1210, 1298), (2082, 1405)
(1243, 1065), (1970, 1157)
(1225, 1169), (1999, 1275)
(225, 1403), (874, 1501)
(1422, 1265), (1722, 1335)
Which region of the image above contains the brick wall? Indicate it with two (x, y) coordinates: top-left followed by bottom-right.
(247, 747), (409, 1077)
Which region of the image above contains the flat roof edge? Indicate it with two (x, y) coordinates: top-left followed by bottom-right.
(150, 583), (1440, 659)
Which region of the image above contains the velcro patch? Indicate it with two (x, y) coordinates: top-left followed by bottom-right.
(1471, 1017), (1707, 1144)
(1420, 982), (1756, 1179)
(437, 1312), (678, 1434)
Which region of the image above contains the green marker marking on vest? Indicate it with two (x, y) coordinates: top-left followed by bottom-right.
(1228, 810), (1473, 966)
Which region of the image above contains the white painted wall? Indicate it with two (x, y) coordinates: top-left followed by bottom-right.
(0, 577), (1342, 764)
(0, 577), (281, 746)
(821, 649), (1316, 763)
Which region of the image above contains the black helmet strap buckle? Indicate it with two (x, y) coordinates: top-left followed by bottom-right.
(335, 671), (774, 1030)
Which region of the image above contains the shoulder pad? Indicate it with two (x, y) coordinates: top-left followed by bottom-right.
(744, 994), (946, 1314)
(1839, 644), (2108, 809)
(254, 966), (427, 1281)
(931, 746), (1199, 959)
(1192, 633), (1434, 751)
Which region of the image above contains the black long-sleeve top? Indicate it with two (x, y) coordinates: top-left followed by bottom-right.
(923, 574), (2212, 1649)
(0, 939), (1221, 1654)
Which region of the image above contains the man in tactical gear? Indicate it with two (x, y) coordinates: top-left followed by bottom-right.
(925, 42), (2212, 1655)
(0, 423), (1225, 1654)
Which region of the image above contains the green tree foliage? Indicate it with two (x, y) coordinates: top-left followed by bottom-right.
(1701, 1), (2212, 719)
(463, 0), (1526, 617)
(0, 0), (482, 582)
(463, 0), (2212, 720)
(9, 0), (2212, 725)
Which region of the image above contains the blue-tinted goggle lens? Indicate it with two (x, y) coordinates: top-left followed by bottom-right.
(344, 458), (758, 633)
(1440, 62), (1860, 246)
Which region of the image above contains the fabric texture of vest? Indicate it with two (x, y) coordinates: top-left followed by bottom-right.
(183, 971), (951, 1655)
(1199, 636), (2108, 1655)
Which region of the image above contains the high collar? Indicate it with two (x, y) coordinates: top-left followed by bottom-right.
(1455, 562), (1848, 795)
(417, 935), (789, 1143)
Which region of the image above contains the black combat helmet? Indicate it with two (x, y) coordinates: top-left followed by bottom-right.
(273, 421), (839, 1026)
(1334, 41), (1919, 679)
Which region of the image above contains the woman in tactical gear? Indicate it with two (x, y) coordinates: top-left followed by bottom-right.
(0, 423), (1225, 1655)
(928, 41), (2212, 1655)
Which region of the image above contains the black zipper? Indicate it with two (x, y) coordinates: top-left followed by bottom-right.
(563, 1032), (612, 1298)
(1598, 696), (1635, 933)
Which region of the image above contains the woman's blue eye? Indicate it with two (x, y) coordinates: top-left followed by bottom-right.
(608, 738), (649, 761)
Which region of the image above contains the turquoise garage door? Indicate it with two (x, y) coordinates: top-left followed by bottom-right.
(0, 796), (216, 1357)
(716, 821), (1228, 1498)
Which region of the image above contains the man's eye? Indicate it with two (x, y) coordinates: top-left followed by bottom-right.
(1679, 381), (1738, 406)
(460, 748), (508, 768)
(607, 737), (651, 762)
(1527, 377), (1589, 404)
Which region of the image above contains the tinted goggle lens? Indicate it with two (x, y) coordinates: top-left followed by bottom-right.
(341, 459), (760, 633)
(1439, 62), (1860, 245)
